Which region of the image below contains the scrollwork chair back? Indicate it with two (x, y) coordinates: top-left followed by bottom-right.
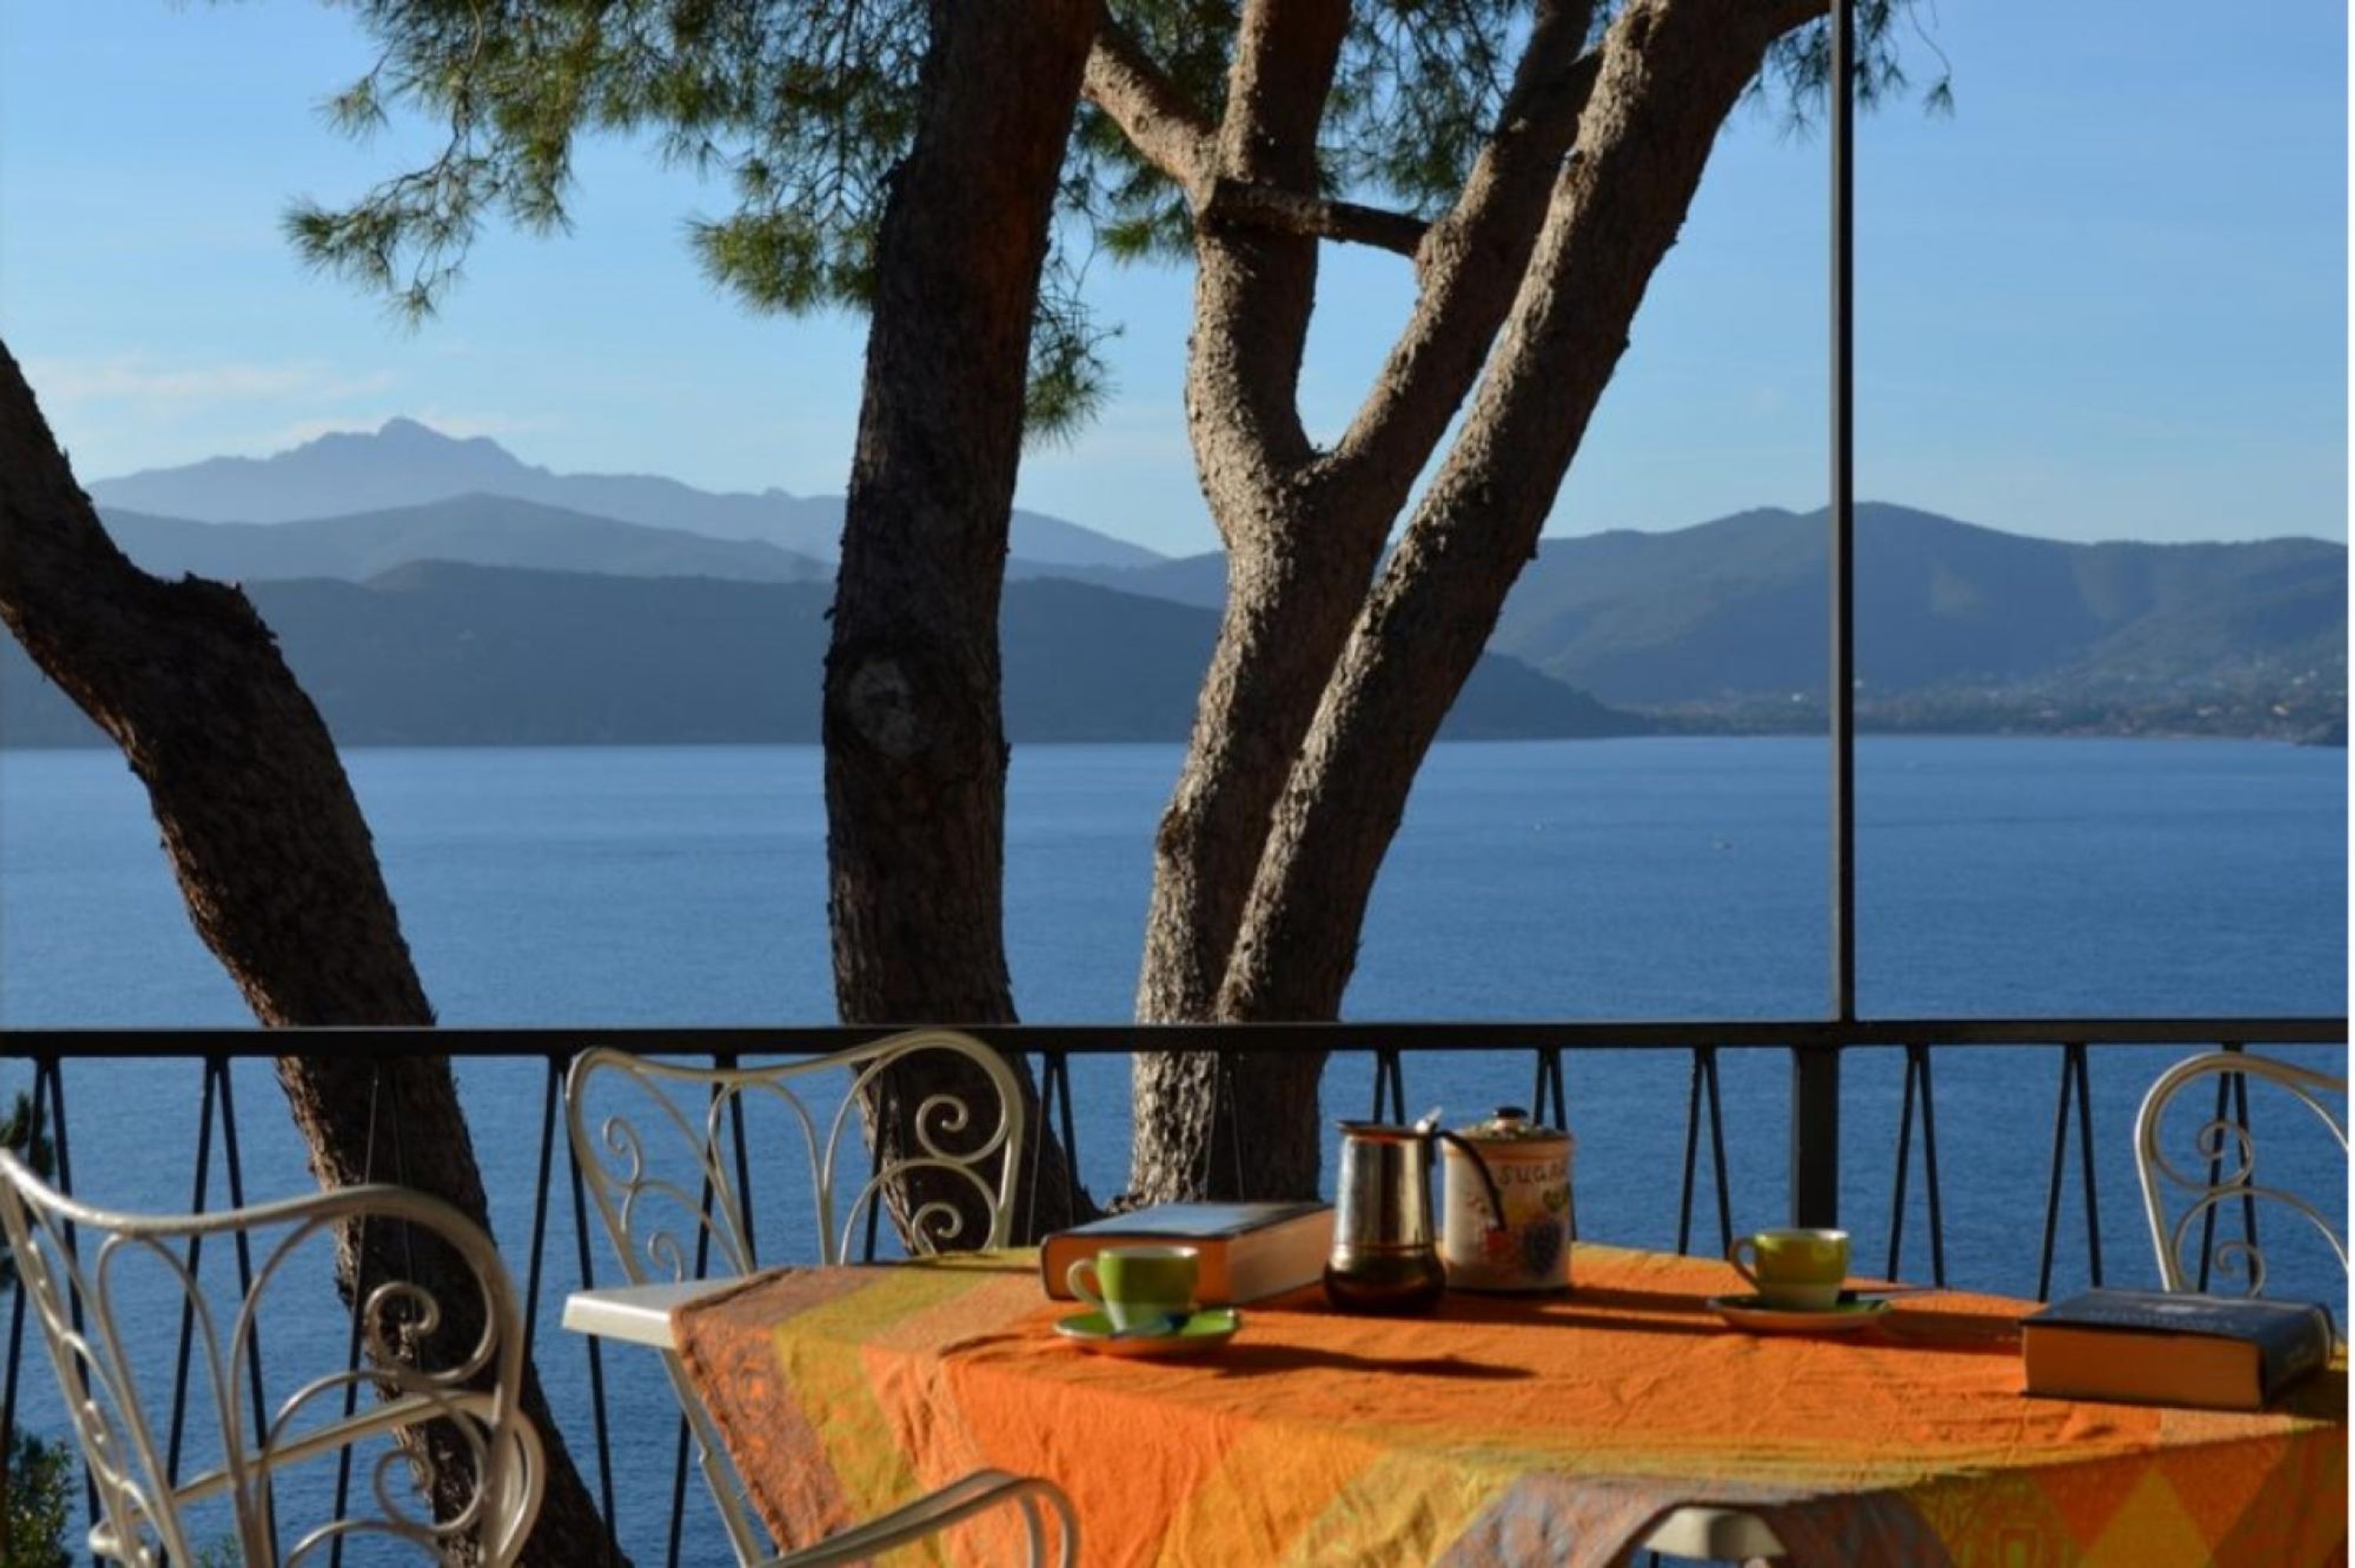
(2134, 1051), (2347, 1298)
(564, 1030), (1026, 1282)
(564, 1030), (1030, 1564)
(0, 1151), (545, 1566)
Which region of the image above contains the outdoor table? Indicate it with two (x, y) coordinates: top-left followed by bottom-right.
(567, 1245), (2346, 1566)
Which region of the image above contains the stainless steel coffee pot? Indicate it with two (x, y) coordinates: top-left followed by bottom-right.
(1324, 1112), (1506, 1315)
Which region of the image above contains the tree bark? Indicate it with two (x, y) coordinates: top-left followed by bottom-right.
(1125, 496), (1385, 1198)
(827, 0), (1099, 1240)
(1119, 0), (1358, 1202)
(0, 342), (621, 1566)
(1126, 0), (1608, 1201)
(1219, 0), (1809, 1027)
(1121, 0), (1820, 1200)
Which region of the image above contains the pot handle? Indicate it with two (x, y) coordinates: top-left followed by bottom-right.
(1431, 1129), (1509, 1231)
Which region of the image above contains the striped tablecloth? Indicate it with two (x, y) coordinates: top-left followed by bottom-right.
(671, 1244), (2345, 1566)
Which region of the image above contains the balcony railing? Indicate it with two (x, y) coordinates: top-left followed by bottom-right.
(1, 1016), (2344, 1566)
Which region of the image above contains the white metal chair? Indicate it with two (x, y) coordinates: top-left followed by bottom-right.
(564, 1030), (1077, 1567)
(2134, 1051), (2348, 1296)
(0, 1150), (544, 1566)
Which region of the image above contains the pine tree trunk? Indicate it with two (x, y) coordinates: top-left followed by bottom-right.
(1126, 510), (1385, 1200)
(0, 341), (623, 1566)
(1116, 0), (1360, 1204)
(1123, 0), (1818, 1201)
(827, 0), (1098, 1240)
(1218, 0), (1805, 1028)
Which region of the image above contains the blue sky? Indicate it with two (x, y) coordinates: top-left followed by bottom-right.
(1, 2), (2343, 557)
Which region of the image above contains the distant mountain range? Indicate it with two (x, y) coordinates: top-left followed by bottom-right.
(89, 418), (1162, 569)
(102, 495), (830, 584)
(0, 564), (1641, 748)
(1486, 505), (2346, 708)
(24, 421), (2341, 746)
(1047, 505), (2347, 735)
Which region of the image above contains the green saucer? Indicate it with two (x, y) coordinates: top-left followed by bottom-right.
(1708, 1293), (1890, 1336)
(1054, 1307), (1242, 1358)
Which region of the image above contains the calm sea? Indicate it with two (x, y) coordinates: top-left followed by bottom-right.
(1, 736), (2344, 1562)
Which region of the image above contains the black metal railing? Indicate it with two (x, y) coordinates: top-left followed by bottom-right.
(0, 1016), (2342, 1566)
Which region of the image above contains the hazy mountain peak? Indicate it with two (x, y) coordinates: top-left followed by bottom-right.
(89, 418), (1165, 567)
(366, 416), (512, 457)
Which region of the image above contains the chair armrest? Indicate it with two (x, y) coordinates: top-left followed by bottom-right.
(760, 1468), (1077, 1568)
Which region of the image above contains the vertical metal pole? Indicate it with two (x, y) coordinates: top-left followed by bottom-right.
(1703, 1048), (1733, 1255)
(1828, 0), (1857, 1022)
(1791, 1048), (1842, 1227)
(566, 1129), (622, 1562)
(1795, 0), (1856, 1230)
(520, 1058), (562, 1368)
(1676, 1052), (1706, 1255)
(1053, 1053), (1082, 1227)
(1915, 1044), (1948, 1285)
(0, 1060), (54, 1558)
(1885, 1047), (1916, 1277)
(165, 1059), (221, 1490)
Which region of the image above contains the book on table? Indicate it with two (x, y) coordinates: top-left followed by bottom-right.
(2022, 1289), (2336, 1411)
(1041, 1202), (1334, 1305)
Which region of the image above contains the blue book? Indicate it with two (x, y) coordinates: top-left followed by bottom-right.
(1041, 1202), (1334, 1304)
(2023, 1289), (2336, 1410)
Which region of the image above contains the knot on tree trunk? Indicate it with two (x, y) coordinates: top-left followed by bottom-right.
(842, 655), (926, 758)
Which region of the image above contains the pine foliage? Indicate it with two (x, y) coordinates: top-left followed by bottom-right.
(291, 1), (1943, 437)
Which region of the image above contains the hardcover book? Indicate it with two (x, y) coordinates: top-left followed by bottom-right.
(2022, 1289), (2336, 1411)
(1041, 1202), (1334, 1306)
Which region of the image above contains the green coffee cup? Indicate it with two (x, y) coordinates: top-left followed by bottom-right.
(1067, 1245), (1199, 1332)
(1728, 1227), (1849, 1311)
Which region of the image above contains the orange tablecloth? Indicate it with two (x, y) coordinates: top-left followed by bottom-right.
(672, 1245), (2346, 1566)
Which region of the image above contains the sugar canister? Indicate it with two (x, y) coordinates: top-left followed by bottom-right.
(1438, 1107), (1574, 1293)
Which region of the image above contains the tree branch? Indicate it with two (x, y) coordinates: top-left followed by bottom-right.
(1324, 0), (1602, 496)
(1218, 0), (1349, 180)
(1083, 9), (1218, 194)
(1084, 11), (1427, 258)
(1764, 0), (1832, 31)
(0, 337), (641, 1566)
(1201, 177), (1427, 255)
(0, 343), (433, 1027)
(1177, 0), (1353, 498)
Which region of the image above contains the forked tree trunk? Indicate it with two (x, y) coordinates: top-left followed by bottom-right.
(1117, 0), (1605, 1199)
(1117, 0), (1820, 1200)
(1126, 506), (1389, 1199)
(1119, 0), (1366, 1203)
(0, 342), (623, 1566)
(827, 0), (1099, 1240)
(1220, 0), (1801, 1027)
